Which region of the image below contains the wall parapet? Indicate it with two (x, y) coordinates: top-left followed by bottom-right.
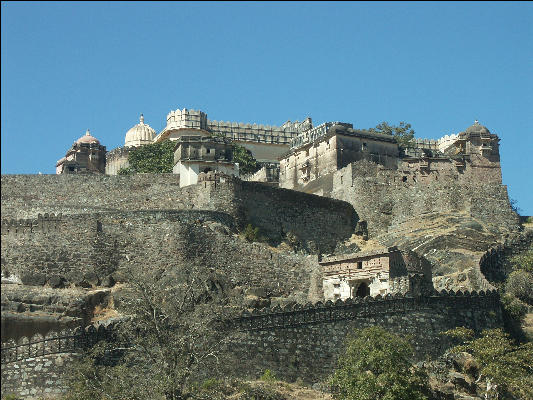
(236, 289), (500, 331)
(1, 324), (112, 365)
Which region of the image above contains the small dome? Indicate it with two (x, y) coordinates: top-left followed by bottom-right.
(464, 120), (490, 135)
(125, 114), (156, 147)
(76, 129), (100, 144)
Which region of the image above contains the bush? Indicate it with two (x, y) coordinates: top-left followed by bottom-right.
(126, 141), (175, 174)
(509, 248), (533, 273)
(443, 328), (533, 399)
(260, 369), (278, 382)
(242, 224), (262, 243)
(505, 270), (533, 305)
(329, 326), (429, 400)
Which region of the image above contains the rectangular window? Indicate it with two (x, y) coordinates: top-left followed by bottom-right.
(357, 261), (363, 269)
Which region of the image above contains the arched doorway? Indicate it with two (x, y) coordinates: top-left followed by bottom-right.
(355, 282), (370, 298)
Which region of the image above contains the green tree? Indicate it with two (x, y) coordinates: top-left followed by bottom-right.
(443, 328), (533, 399)
(120, 141), (175, 174)
(367, 122), (415, 148)
(329, 326), (429, 400)
(232, 143), (260, 175)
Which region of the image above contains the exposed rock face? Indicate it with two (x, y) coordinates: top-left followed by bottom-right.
(1, 285), (111, 340)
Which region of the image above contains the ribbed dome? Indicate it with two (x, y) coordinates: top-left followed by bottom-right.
(464, 120), (490, 135)
(76, 129), (100, 144)
(125, 114), (156, 147)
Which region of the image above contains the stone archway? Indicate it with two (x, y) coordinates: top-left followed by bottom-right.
(355, 282), (370, 298)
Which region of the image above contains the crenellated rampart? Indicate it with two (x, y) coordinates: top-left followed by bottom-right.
(235, 288), (499, 332)
(1, 324), (114, 399)
(225, 288), (502, 383)
(2, 289), (503, 397)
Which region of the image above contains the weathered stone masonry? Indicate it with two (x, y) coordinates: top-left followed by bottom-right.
(223, 289), (502, 383)
(1, 176), (356, 293)
(2, 290), (502, 398)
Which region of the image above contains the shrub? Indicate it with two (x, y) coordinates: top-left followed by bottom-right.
(501, 293), (528, 323)
(505, 270), (533, 305)
(242, 224), (261, 243)
(260, 369), (278, 382)
(509, 248), (533, 273)
(329, 326), (429, 400)
(443, 328), (533, 399)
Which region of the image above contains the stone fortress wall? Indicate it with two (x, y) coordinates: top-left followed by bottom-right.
(331, 160), (519, 238)
(479, 229), (533, 283)
(1, 325), (111, 399)
(1, 174), (356, 292)
(1, 287), (503, 398)
(227, 288), (502, 383)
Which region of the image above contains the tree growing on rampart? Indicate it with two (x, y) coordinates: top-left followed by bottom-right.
(366, 121), (415, 148)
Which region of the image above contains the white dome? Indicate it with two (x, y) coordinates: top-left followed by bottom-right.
(125, 114), (156, 147)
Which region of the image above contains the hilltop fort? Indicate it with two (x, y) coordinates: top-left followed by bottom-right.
(2, 107), (530, 398)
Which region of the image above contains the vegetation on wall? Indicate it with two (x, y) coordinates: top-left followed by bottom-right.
(329, 326), (430, 400)
(231, 143), (260, 175)
(118, 141), (175, 174)
(366, 121), (416, 148)
(117, 139), (261, 176)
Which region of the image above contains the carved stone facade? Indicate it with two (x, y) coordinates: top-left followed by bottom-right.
(321, 247), (433, 301)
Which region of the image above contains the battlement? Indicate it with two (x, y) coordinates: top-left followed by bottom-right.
(165, 108), (208, 131)
(1, 324), (113, 365)
(1, 213), (62, 235)
(236, 287), (499, 331)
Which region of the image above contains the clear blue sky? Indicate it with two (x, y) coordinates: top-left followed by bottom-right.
(2, 1), (532, 214)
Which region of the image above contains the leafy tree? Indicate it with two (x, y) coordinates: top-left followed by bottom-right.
(65, 262), (236, 400)
(329, 326), (430, 400)
(120, 141), (175, 174)
(232, 143), (260, 175)
(367, 122), (416, 148)
(443, 328), (533, 399)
